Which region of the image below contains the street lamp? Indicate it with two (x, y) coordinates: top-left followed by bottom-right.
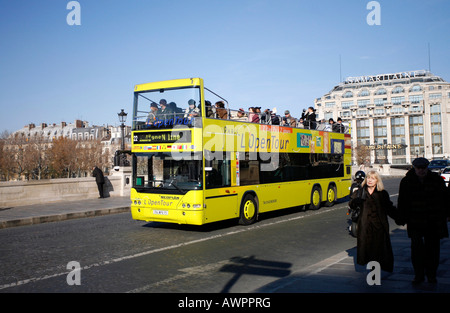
(117, 109), (128, 166)
(117, 109), (127, 152)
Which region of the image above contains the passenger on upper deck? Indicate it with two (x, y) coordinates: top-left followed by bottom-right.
(184, 99), (200, 119)
(282, 110), (297, 127)
(303, 107), (317, 130)
(145, 102), (159, 126)
(270, 110), (280, 125)
(248, 107), (260, 123)
(205, 101), (214, 118)
(156, 99), (174, 119)
(325, 118), (334, 132)
(235, 108), (247, 121)
(332, 117), (345, 133)
(215, 101), (228, 119)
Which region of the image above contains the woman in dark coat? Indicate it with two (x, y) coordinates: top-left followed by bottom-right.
(349, 170), (397, 272)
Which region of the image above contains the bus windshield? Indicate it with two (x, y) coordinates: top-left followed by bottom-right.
(133, 86), (201, 130)
(133, 152), (202, 193)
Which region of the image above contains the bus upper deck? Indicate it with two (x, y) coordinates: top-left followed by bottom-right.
(132, 78), (350, 134)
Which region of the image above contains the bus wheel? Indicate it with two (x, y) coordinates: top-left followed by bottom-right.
(324, 185), (336, 207)
(239, 194), (257, 225)
(309, 186), (322, 210)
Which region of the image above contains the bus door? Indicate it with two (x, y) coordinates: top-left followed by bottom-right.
(204, 151), (239, 223)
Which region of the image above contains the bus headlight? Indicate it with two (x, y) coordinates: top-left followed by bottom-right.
(193, 204), (201, 209)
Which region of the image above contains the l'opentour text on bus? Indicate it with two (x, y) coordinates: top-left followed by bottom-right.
(130, 78), (352, 226)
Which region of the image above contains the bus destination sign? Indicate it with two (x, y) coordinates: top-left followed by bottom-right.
(134, 130), (191, 145)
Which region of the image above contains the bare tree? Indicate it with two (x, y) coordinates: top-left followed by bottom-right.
(354, 145), (370, 166)
(48, 137), (78, 178)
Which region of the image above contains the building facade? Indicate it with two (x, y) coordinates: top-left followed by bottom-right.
(315, 70), (450, 165)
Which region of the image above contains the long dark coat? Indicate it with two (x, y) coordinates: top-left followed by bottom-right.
(92, 166), (105, 184)
(349, 187), (397, 272)
(398, 169), (448, 239)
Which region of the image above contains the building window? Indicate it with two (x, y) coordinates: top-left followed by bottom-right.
(392, 86), (404, 94)
(409, 115), (424, 157)
(374, 108), (385, 115)
(430, 104), (442, 155)
(357, 99), (370, 108)
(358, 90), (370, 97)
(429, 93), (442, 99)
(409, 85), (422, 92)
(341, 111), (351, 118)
(356, 119), (370, 141)
(342, 91), (353, 98)
(325, 102), (335, 108)
(391, 107), (403, 115)
(341, 101), (353, 109)
(357, 109), (368, 116)
(392, 96), (405, 105)
(374, 88), (387, 95)
(391, 117), (406, 156)
(409, 94), (423, 103)
(374, 98), (387, 106)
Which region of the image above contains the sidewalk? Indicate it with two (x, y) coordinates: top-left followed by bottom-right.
(1, 197), (449, 293)
(0, 196), (131, 229)
(256, 225), (450, 293)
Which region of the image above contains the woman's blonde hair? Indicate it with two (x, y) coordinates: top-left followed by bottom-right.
(361, 170), (384, 191)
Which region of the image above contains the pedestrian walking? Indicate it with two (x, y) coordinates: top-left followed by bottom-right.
(397, 157), (448, 284)
(92, 166), (105, 199)
(349, 170), (397, 272)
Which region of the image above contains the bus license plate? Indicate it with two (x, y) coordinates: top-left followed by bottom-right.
(153, 210), (168, 216)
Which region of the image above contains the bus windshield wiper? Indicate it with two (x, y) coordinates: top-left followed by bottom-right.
(168, 178), (186, 194)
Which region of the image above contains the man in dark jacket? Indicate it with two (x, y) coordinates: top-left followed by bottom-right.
(398, 157), (448, 284)
(92, 166), (105, 199)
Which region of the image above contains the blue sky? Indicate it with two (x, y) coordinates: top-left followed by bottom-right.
(1, 0), (449, 132)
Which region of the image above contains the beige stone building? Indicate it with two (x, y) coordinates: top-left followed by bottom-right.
(314, 70), (450, 165)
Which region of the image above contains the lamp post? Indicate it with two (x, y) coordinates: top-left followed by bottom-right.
(117, 109), (127, 166)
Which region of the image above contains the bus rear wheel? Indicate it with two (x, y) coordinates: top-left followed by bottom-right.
(324, 185), (336, 207)
(239, 194), (257, 225)
(309, 186), (322, 210)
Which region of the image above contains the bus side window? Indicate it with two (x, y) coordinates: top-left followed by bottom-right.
(205, 152), (231, 189)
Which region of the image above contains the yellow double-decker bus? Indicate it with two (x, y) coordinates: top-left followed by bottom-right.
(130, 78), (352, 225)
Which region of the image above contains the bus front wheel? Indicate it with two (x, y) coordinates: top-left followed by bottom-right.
(239, 194), (257, 225)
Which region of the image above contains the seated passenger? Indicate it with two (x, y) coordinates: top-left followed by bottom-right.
(248, 107), (260, 123)
(332, 117), (345, 133)
(303, 106), (317, 129)
(261, 109), (271, 124)
(184, 99), (200, 119)
(205, 100), (214, 118)
(325, 118), (334, 132)
(282, 110), (297, 127)
(215, 101), (228, 119)
(233, 108), (248, 121)
(157, 99), (174, 119)
(145, 102), (159, 126)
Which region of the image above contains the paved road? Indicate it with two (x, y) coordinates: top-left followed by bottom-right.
(0, 186), (376, 293)
(2, 177), (449, 296)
